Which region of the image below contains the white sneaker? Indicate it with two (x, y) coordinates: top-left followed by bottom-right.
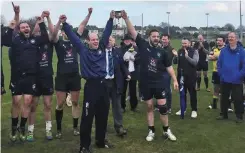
(228, 108), (233, 113)
(146, 130), (155, 142)
(163, 128), (176, 141)
(191, 111), (197, 118)
(66, 93), (72, 107)
(207, 105), (212, 109)
(175, 110), (186, 116)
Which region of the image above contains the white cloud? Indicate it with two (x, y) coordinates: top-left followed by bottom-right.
(205, 1), (245, 13)
(166, 4), (187, 13)
(208, 2), (229, 12)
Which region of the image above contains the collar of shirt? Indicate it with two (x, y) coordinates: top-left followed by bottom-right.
(106, 48), (112, 52)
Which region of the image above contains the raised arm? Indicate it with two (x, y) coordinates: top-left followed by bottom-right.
(44, 11), (54, 40)
(52, 19), (62, 43)
(12, 3), (20, 28)
(1, 20), (16, 47)
(36, 16), (49, 45)
(60, 15), (83, 50)
(101, 11), (114, 47)
(77, 8), (92, 36)
(122, 10), (137, 40)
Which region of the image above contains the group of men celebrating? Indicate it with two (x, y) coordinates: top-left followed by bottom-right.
(1, 4), (245, 153)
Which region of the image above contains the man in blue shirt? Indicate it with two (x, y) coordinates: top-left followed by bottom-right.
(61, 11), (115, 152)
(217, 32), (245, 123)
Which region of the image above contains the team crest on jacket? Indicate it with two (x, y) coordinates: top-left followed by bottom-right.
(42, 52), (48, 60)
(32, 84), (36, 90)
(98, 50), (102, 54)
(30, 39), (35, 44)
(157, 52), (161, 57)
(44, 44), (48, 50)
(150, 58), (156, 67)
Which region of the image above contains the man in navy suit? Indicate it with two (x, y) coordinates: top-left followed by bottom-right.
(105, 36), (131, 136)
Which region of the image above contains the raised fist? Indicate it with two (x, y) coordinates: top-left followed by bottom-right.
(88, 8), (93, 14)
(42, 11), (50, 17)
(12, 2), (20, 14)
(9, 20), (16, 29)
(59, 15), (67, 23)
(121, 10), (128, 20)
(110, 10), (115, 19)
(36, 16), (44, 24)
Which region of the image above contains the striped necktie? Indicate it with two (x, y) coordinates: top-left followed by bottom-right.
(108, 50), (114, 76)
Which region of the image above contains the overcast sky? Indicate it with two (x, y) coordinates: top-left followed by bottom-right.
(1, 0), (244, 28)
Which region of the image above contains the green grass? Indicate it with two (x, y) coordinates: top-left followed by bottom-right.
(1, 39), (245, 153)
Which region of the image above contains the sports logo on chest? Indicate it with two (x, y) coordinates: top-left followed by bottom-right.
(66, 48), (73, 57)
(98, 50), (102, 55)
(150, 58), (157, 67)
(30, 39), (36, 44)
(41, 52), (48, 61)
(157, 52), (161, 58)
(44, 44), (48, 50)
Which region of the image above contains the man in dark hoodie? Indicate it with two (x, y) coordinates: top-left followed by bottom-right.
(120, 34), (139, 112)
(217, 32), (245, 123)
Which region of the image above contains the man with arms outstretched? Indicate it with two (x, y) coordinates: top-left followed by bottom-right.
(61, 10), (115, 152)
(26, 11), (55, 141)
(9, 14), (49, 142)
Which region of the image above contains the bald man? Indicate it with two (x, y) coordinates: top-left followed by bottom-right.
(61, 11), (117, 152)
(196, 35), (210, 91)
(217, 32), (244, 123)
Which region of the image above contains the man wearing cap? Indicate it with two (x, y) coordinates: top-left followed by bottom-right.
(120, 34), (140, 112)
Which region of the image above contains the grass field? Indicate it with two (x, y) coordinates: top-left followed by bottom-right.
(1, 39), (245, 153)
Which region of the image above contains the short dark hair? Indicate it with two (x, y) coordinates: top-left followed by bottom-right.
(193, 41), (200, 49)
(81, 28), (89, 39)
(148, 29), (159, 36)
(216, 35), (225, 42)
(182, 37), (190, 41)
(209, 41), (216, 48)
(161, 33), (170, 39)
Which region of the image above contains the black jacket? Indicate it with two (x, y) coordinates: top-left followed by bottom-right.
(112, 47), (130, 94)
(120, 44), (140, 80)
(177, 47), (197, 76)
(10, 22), (49, 76)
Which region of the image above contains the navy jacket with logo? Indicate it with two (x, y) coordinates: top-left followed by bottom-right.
(9, 22), (49, 75)
(62, 18), (113, 79)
